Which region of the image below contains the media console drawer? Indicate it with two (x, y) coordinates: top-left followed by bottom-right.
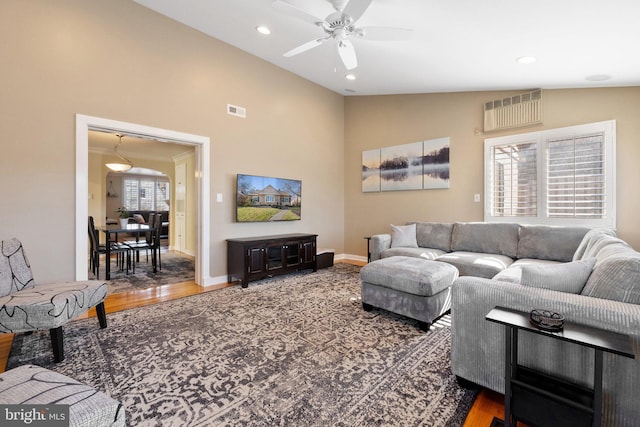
(227, 233), (317, 287)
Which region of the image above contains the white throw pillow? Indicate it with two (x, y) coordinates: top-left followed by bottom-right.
(521, 258), (596, 294)
(390, 223), (418, 248)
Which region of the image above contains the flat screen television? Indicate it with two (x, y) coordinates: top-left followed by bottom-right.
(236, 174), (302, 222)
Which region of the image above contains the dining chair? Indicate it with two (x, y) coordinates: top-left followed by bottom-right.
(125, 213), (163, 272)
(123, 212), (155, 267)
(88, 216), (131, 279)
(151, 213), (163, 271)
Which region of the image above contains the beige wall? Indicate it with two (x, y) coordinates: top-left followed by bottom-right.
(0, 0), (345, 282)
(344, 87), (640, 255)
(2, 1), (638, 284)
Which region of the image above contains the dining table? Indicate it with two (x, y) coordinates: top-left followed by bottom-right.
(97, 223), (153, 280)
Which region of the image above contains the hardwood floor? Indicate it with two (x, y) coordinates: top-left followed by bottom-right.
(0, 262), (504, 426)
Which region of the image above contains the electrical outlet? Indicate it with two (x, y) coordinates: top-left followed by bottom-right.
(474, 193), (481, 203)
(216, 193), (223, 203)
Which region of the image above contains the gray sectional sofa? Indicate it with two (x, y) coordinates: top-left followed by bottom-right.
(369, 222), (640, 426)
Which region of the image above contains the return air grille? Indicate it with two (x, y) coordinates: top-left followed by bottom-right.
(483, 89), (542, 132)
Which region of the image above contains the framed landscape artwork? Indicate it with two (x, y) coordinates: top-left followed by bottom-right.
(361, 149), (381, 192)
(361, 137), (450, 192)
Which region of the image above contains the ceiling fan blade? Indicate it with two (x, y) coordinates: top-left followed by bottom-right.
(284, 37), (330, 57)
(338, 39), (358, 70)
(358, 26), (413, 41)
(342, 0), (373, 23)
(272, 0), (323, 26)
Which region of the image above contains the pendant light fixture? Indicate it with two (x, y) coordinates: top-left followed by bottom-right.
(105, 134), (133, 172)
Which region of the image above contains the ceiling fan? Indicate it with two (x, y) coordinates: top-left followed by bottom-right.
(273, 0), (413, 70)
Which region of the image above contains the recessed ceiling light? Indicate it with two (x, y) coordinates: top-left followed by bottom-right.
(345, 74), (356, 81)
(586, 74), (612, 82)
(255, 25), (271, 35)
(516, 56), (537, 65)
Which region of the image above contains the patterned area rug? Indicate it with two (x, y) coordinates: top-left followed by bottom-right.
(8, 264), (477, 426)
(92, 250), (195, 294)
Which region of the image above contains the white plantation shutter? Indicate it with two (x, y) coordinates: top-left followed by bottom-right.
(490, 142), (537, 217)
(124, 177), (170, 211)
(547, 133), (605, 219)
(484, 120), (615, 227)
(124, 179), (139, 210)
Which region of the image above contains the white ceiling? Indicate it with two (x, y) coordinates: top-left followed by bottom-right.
(133, 0), (640, 96)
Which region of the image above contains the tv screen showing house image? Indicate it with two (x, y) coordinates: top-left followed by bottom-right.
(236, 174), (302, 222)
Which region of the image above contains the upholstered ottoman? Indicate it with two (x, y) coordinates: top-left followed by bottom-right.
(360, 256), (459, 331)
(0, 364), (125, 426)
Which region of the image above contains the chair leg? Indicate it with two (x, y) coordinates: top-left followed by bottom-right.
(96, 302), (107, 329)
(50, 327), (64, 363)
(94, 253), (100, 280)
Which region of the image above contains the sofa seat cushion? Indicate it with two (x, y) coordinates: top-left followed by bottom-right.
(0, 281), (107, 333)
(0, 364), (125, 426)
(492, 258), (561, 284)
(380, 247), (446, 261)
(436, 251), (514, 278)
(360, 256), (458, 297)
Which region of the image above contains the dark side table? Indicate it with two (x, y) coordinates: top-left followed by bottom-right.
(486, 306), (634, 427)
(364, 236), (371, 262)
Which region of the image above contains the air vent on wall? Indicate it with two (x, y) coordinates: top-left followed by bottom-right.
(227, 104), (246, 118)
(483, 89), (542, 132)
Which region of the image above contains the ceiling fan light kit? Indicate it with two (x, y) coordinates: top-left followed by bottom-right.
(275, 0), (412, 71)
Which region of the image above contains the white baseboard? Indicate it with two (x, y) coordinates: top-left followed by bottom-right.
(337, 253), (367, 263)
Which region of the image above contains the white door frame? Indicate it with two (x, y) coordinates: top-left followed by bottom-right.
(75, 114), (212, 286)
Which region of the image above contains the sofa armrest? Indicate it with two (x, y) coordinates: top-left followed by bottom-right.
(370, 234), (391, 261)
(451, 276), (640, 424)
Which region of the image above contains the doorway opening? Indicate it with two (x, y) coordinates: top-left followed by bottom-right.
(75, 114), (211, 286)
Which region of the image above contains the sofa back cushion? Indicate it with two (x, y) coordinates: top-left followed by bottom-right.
(451, 222), (519, 258)
(517, 225), (589, 262)
(0, 239), (35, 296)
(410, 222), (453, 252)
(581, 256), (640, 304)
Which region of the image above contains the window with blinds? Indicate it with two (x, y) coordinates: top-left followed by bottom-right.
(124, 177), (170, 212)
(490, 142), (537, 217)
(484, 120), (615, 227)
(547, 133), (605, 219)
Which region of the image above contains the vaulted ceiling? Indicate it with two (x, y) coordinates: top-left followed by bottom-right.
(133, 0), (640, 95)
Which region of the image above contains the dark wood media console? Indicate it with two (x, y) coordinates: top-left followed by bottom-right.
(227, 233), (317, 288)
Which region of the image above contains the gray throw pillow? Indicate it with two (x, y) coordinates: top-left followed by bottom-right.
(521, 258), (596, 294)
(390, 223), (418, 248)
